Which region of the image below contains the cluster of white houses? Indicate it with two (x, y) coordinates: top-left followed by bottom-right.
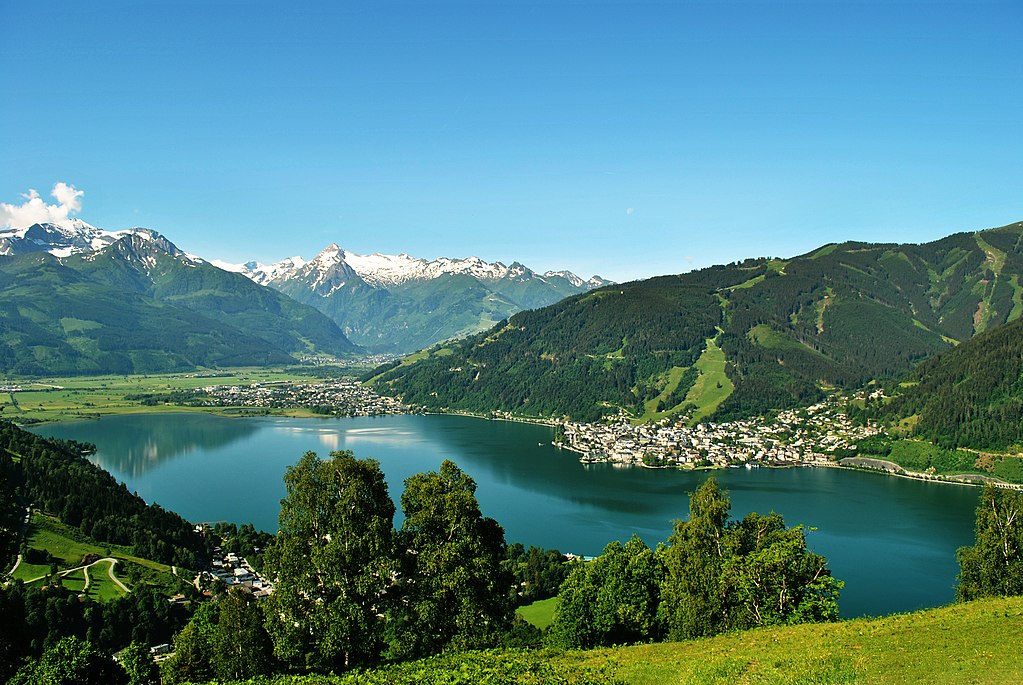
(196, 546), (274, 599)
(198, 377), (408, 416)
(556, 397), (881, 468)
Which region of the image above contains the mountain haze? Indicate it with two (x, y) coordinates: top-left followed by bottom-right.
(369, 221), (1023, 422)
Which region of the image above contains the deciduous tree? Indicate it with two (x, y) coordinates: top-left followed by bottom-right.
(263, 450), (397, 671)
(390, 460), (512, 658)
(659, 477), (729, 639)
(547, 536), (663, 648)
(660, 477), (841, 640)
(117, 641), (158, 685)
(9, 636), (125, 685)
(957, 484), (1023, 601)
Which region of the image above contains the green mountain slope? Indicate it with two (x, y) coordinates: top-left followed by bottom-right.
(371, 221), (1023, 421)
(880, 315), (1023, 450)
(0, 233), (357, 376)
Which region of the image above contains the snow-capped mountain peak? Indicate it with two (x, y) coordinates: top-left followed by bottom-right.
(0, 221), (204, 264)
(238, 242), (611, 293)
(543, 270), (585, 288)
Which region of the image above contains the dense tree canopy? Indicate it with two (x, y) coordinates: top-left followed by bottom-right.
(0, 420), (206, 569)
(503, 543), (570, 606)
(8, 636), (126, 685)
(262, 450), (397, 671)
(550, 478), (841, 649)
(163, 589), (274, 684)
(390, 460), (513, 659)
(661, 478), (841, 639)
(548, 537), (663, 649)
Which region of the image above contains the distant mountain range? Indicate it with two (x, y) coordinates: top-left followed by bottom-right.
(216, 247), (610, 354)
(369, 221), (1023, 423)
(0, 225), (357, 375)
(0, 220), (609, 373)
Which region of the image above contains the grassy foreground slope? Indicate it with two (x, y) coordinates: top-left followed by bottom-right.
(566, 596), (1023, 684)
(200, 597), (1023, 685)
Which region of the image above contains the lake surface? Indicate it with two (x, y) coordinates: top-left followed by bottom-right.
(32, 412), (981, 618)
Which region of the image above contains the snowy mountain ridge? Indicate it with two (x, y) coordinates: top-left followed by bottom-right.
(0, 221), (203, 264)
(231, 243), (609, 291)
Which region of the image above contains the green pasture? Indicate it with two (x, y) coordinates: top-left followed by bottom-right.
(516, 596), (559, 630)
(0, 367), (328, 422)
(685, 338), (734, 424)
(635, 366), (691, 424)
(560, 596), (1023, 685)
(11, 512), (177, 598)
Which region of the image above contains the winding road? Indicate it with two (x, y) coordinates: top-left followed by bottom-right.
(22, 557), (131, 594)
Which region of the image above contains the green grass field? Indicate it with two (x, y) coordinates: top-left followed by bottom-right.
(204, 597), (1023, 684)
(14, 514), (110, 576)
(685, 338), (734, 424)
(635, 366), (691, 424)
(558, 596), (1023, 685)
(517, 597), (559, 630)
(11, 512), (178, 599)
(0, 367), (329, 422)
(83, 559), (129, 601)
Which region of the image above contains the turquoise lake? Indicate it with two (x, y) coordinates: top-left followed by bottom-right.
(32, 412), (981, 618)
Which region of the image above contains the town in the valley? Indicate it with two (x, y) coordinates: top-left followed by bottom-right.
(209, 377), (883, 470)
(198, 377), (408, 416)
(553, 394), (883, 469)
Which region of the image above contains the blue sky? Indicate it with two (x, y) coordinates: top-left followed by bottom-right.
(1, 0), (1020, 282)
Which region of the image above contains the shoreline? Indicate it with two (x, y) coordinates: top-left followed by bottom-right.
(15, 402), (1022, 491)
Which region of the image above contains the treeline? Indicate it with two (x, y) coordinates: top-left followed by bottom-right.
(548, 478), (842, 648)
(155, 455), (838, 685)
(161, 453), (516, 682)
(0, 420), (207, 568)
(159, 456), (842, 683)
(0, 583), (194, 682)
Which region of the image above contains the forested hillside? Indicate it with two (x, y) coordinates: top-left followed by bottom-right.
(877, 316), (1023, 450)
(0, 420), (206, 568)
(370, 222), (1023, 421)
(0, 233), (356, 376)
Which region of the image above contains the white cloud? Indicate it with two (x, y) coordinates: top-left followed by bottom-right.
(626, 207), (634, 216)
(0, 182), (85, 229)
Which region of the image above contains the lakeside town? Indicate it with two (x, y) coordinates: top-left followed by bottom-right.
(553, 394), (883, 470)
(197, 377), (409, 417)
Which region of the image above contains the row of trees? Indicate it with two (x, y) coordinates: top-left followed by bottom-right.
(160, 468), (847, 680)
(163, 452), (514, 681)
(548, 478), (843, 648)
